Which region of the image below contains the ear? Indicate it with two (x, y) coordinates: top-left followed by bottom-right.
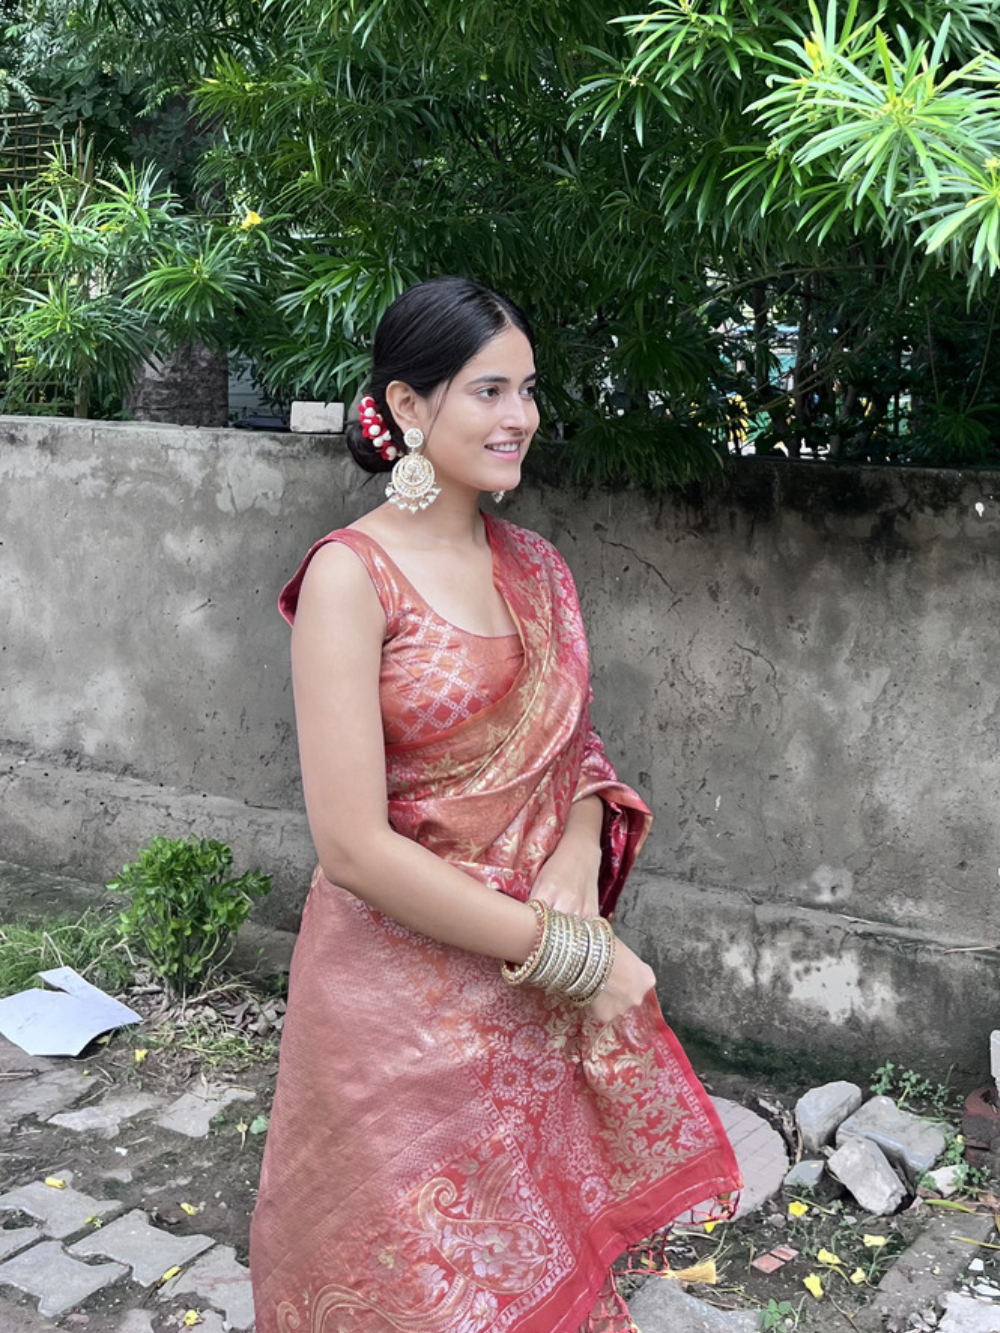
(384, 380), (425, 433)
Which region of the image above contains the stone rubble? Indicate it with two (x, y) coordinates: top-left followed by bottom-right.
(783, 1157), (825, 1190)
(827, 1135), (908, 1215)
(794, 1079), (863, 1153)
(626, 1275), (759, 1331)
(836, 1094), (948, 1182)
(938, 1292), (1000, 1332)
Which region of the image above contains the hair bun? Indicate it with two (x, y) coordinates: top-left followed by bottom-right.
(345, 417), (395, 474)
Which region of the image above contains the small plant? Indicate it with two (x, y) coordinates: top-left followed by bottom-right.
(108, 837), (271, 998)
(920, 1133), (994, 1198)
(869, 1061), (955, 1114)
(760, 1297), (803, 1330)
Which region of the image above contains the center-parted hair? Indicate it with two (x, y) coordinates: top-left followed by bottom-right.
(345, 277), (535, 474)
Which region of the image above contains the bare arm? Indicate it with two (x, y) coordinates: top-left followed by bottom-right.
(290, 542), (538, 964)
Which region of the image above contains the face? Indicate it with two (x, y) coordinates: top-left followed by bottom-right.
(395, 325), (539, 497)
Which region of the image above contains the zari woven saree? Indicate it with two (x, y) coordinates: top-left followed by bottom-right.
(250, 517), (740, 1333)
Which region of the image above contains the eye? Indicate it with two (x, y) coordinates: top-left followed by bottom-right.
(477, 385), (501, 399)
(521, 384), (537, 399)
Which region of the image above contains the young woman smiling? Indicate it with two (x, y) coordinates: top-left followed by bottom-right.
(250, 277), (739, 1333)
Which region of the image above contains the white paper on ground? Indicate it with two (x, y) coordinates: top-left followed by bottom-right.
(0, 966), (141, 1056)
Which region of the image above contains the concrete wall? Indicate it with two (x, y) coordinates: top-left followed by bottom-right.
(2, 416), (999, 1078)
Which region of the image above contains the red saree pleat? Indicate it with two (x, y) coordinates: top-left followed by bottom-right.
(251, 517), (741, 1333)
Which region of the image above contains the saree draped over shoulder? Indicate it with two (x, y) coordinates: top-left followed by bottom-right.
(251, 516), (740, 1333)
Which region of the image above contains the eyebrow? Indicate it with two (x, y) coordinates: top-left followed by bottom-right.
(466, 373), (537, 386)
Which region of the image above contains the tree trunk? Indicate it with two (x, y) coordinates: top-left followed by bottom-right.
(128, 343), (229, 427)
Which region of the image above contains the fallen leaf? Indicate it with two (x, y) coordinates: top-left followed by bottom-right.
(863, 1235), (887, 1249)
(134, 1049), (148, 1064)
(249, 1113), (270, 1135)
(702, 1220), (718, 1233)
(179, 1202), (199, 1216)
(817, 1248), (842, 1266)
(803, 1273), (824, 1299)
(788, 1201), (809, 1218)
(44, 1177), (67, 1190)
(84, 1214), (103, 1228)
(850, 1268), (867, 1285)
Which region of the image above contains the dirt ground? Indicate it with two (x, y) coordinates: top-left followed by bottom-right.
(3, 1022), (974, 1332)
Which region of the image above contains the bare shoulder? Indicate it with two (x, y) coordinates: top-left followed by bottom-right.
(295, 540), (384, 627)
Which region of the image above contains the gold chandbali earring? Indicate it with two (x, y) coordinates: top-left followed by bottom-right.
(385, 427), (440, 512)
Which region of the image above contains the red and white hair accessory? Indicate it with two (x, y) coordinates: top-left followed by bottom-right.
(358, 395), (398, 461)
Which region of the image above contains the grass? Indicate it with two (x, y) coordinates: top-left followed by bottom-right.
(0, 909), (137, 997)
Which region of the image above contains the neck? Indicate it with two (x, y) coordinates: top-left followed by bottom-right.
(386, 482), (490, 547)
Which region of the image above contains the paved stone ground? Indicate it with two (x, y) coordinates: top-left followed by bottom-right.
(0, 1031), (259, 1332)
(0, 871), (995, 1333)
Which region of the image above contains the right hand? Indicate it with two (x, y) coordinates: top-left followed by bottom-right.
(587, 937), (656, 1024)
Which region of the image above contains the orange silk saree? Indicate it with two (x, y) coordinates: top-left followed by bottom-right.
(250, 516), (740, 1333)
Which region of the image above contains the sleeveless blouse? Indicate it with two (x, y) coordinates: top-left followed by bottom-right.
(277, 528), (524, 747)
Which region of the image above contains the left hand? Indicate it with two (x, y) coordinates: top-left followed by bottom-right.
(528, 795), (603, 919)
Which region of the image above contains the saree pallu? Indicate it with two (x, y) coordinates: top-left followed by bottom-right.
(251, 516), (740, 1333)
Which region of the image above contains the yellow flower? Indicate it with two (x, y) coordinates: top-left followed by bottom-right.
(788, 1200), (809, 1217)
(863, 1234), (887, 1248)
(804, 1273), (824, 1299)
(134, 1048), (148, 1064)
(44, 1177), (67, 1190)
(183, 1311), (201, 1327)
(240, 210), (263, 229)
(850, 1267), (867, 1285)
(817, 1248), (842, 1266)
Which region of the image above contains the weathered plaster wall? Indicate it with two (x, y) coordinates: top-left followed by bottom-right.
(2, 417), (998, 1076)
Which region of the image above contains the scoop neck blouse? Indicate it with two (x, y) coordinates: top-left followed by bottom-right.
(279, 528), (524, 748)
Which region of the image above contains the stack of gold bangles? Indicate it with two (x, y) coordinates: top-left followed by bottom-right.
(501, 899), (615, 1006)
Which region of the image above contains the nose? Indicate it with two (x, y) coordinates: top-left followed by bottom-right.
(503, 393), (535, 433)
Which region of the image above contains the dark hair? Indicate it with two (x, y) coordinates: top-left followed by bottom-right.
(345, 276), (535, 473)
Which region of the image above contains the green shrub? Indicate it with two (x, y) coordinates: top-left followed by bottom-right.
(108, 836), (271, 997)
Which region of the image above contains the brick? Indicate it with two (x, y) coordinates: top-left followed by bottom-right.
(155, 1086), (255, 1139)
(0, 1178), (125, 1239)
(49, 1091), (163, 1139)
(0, 1228), (41, 1262)
(68, 1209), (214, 1288)
(0, 1068), (91, 1134)
(0, 1239), (126, 1317)
(158, 1244), (254, 1330)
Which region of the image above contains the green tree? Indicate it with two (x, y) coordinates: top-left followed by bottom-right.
(8, 0), (1000, 477)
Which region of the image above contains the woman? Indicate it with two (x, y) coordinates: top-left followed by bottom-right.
(250, 277), (740, 1333)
